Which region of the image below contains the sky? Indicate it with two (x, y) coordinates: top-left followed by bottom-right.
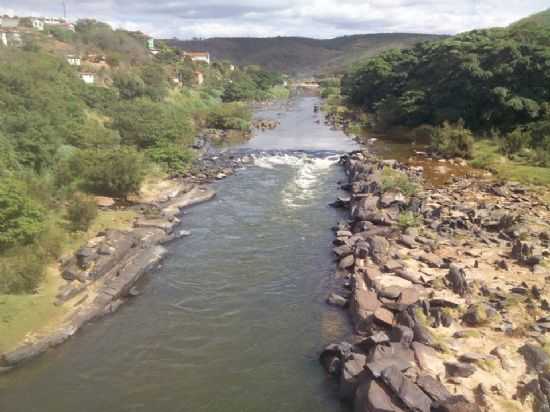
(0, 0), (548, 39)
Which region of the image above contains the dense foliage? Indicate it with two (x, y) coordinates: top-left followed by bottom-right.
(341, 20), (550, 161)
(0, 19), (287, 294)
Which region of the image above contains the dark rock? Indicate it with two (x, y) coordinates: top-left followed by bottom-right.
(389, 325), (414, 346)
(462, 303), (499, 326)
(519, 343), (550, 374)
(431, 395), (482, 412)
(339, 353), (368, 401)
(512, 239), (534, 265)
(368, 236), (391, 265)
(354, 379), (406, 412)
(333, 245), (353, 257)
(381, 365), (432, 412)
(445, 264), (469, 297)
(416, 374), (451, 402)
(380, 191), (408, 208)
(320, 342), (353, 374)
(444, 362), (476, 378)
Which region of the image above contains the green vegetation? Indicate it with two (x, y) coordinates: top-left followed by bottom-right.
(380, 167), (418, 196)
(0, 18), (286, 298)
(168, 34), (444, 75)
(341, 12), (550, 177)
(398, 211), (420, 230)
(430, 121), (475, 159)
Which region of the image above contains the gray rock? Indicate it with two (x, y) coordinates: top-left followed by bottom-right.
(390, 325), (414, 347)
(416, 374), (451, 402)
(381, 365), (432, 412)
(462, 303), (499, 326)
(339, 254), (355, 270)
(339, 353), (368, 401)
(368, 235), (391, 265)
(327, 293), (348, 308)
(431, 395), (482, 412)
(446, 264), (469, 297)
(519, 344), (550, 374)
(444, 361), (476, 378)
(354, 379), (406, 412)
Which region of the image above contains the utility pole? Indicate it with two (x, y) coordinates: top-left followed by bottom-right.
(62, 1), (67, 20)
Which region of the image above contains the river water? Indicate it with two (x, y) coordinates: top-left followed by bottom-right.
(0, 97), (360, 412)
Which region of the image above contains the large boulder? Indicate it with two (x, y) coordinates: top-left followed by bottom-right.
(366, 236), (390, 264)
(354, 379), (406, 412)
(381, 366), (432, 412)
(340, 353), (368, 401)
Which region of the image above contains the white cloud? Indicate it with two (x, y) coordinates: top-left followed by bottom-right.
(0, 0), (548, 38)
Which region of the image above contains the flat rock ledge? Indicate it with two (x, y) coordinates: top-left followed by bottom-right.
(0, 185), (216, 371)
(322, 150), (550, 412)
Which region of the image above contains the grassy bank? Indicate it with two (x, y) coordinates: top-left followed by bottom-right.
(471, 140), (550, 186)
(0, 208), (137, 352)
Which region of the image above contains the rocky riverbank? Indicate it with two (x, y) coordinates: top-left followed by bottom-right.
(0, 182), (216, 372)
(322, 150), (550, 411)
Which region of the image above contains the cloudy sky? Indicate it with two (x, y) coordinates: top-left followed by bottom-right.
(0, 0), (548, 39)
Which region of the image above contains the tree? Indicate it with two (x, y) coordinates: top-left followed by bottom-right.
(0, 177), (46, 251)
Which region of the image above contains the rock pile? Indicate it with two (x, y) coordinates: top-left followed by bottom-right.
(322, 150), (550, 411)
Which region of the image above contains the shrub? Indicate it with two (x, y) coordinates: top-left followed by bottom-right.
(67, 195), (98, 232)
(430, 121), (475, 159)
(398, 211), (420, 230)
(500, 128), (532, 156)
(0, 247), (45, 294)
(380, 167), (418, 196)
(207, 102), (252, 131)
(0, 177), (46, 252)
(56, 147), (146, 197)
(146, 143), (194, 173)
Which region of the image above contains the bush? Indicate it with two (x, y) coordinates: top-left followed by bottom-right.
(67, 195), (98, 232)
(146, 143), (194, 173)
(56, 147), (146, 197)
(380, 167), (418, 196)
(430, 121), (475, 159)
(0, 177), (46, 252)
(207, 102), (252, 131)
(398, 211), (420, 230)
(0, 247), (45, 294)
(500, 128), (532, 156)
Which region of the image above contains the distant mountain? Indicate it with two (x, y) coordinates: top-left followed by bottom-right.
(166, 33), (446, 75)
(512, 8), (550, 28)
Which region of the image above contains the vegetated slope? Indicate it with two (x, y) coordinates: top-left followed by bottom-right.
(166, 33), (445, 75)
(512, 8), (550, 28)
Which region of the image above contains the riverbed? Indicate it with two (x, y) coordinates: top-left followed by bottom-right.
(0, 97), (361, 412)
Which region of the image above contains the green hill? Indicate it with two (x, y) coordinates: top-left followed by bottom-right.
(166, 33), (445, 75)
(512, 8), (550, 28)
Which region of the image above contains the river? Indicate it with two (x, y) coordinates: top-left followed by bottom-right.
(0, 96), (360, 412)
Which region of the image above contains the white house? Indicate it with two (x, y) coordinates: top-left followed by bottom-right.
(67, 55), (81, 66)
(0, 18), (19, 29)
(0, 31), (22, 47)
(32, 19), (44, 31)
(80, 73), (95, 84)
(182, 51), (210, 64)
(147, 38), (155, 49)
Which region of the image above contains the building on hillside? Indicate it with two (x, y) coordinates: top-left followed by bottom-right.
(80, 72), (95, 84)
(0, 18), (20, 29)
(0, 31), (22, 47)
(182, 51), (210, 64)
(229, 64), (235, 71)
(32, 19), (44, 31)
(43, 18), (75, 32)
(194, 71), (204, 85)
(85, 54), (106, 63)
(147, 38), (155, 49)
(66, 54), (81, 66)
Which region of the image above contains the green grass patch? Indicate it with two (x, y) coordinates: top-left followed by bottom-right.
(471, 140), (550, 186)
(381, 167), (418, 196)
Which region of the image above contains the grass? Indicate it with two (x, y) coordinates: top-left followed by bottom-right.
(0, 208), (137, 353)
(471, 140), (550, 186)
(380, 167), (418, 196)
(268, 85), (290, 100)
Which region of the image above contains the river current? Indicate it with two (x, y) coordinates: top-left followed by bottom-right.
(0, 96), (361, 412)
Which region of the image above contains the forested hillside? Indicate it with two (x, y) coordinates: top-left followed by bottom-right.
(338, 9), (550, 173)
(167, 33), (445, 75)
(0, 19), (286, 295)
